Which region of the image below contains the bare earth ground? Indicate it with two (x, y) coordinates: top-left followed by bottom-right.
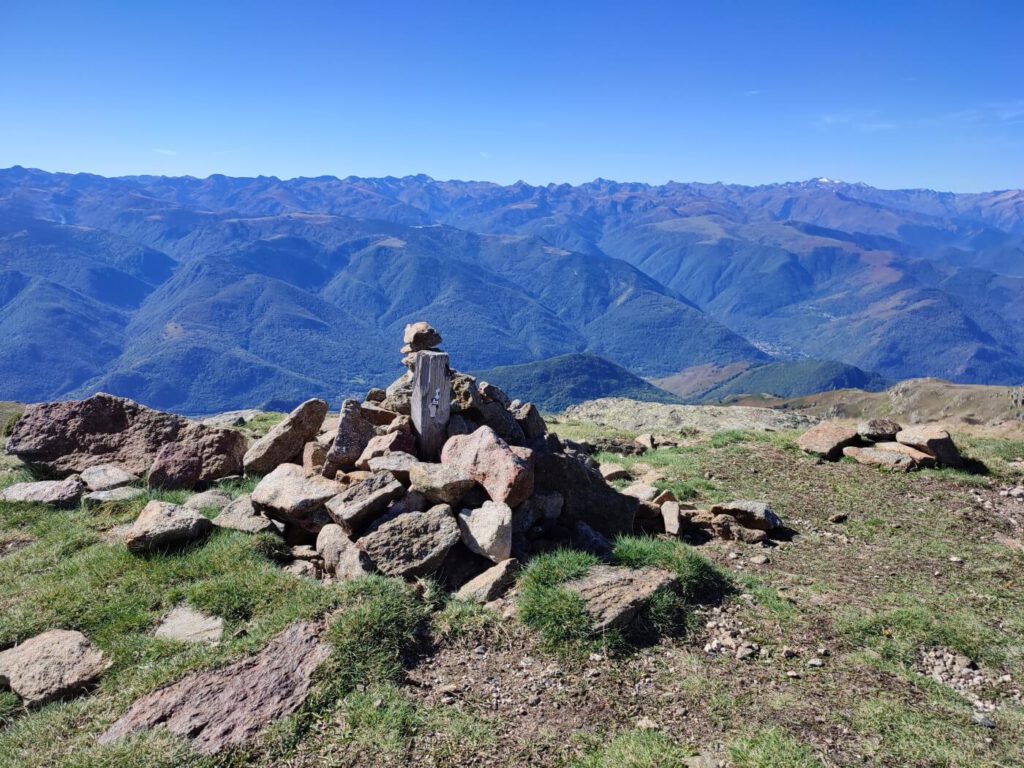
(1, 415), (1024, 766)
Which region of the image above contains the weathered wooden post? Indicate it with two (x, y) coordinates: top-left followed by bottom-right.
(411, 350), (451, 460)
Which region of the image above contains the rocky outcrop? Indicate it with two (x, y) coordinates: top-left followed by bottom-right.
(243, 398), (328, 476)
(125, 501), (213, 553)
(0, 629), (110, 707)
(5, 393), (244, 483)
(99, 620), (330, 755)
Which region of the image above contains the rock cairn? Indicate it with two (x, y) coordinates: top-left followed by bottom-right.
(236, 322), (638, 587)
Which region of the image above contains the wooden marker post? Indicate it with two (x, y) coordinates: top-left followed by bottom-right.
(411, 350), (451, 460)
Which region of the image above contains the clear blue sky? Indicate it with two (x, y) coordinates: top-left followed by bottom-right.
(2, 0), (1021, 191)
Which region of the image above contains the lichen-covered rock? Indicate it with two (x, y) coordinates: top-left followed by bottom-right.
(561, 565), (677, 632)
(250, 463), (342, 534)
(870, 441), (936, 468)
(243, 399), (328, 476)
(125, 501), (213, 553)
(359, 504), (460, 578)
(0, 629), (110, 707)
(441, 426), (534, 507)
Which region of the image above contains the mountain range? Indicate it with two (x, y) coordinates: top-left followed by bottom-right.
(1, 166), (1022, 413)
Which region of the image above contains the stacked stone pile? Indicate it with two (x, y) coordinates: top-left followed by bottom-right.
(240, 323), (637, 591)
(797, 418), (966, 471)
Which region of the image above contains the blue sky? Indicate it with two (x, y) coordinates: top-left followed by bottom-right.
(2, 0), (1021, 191)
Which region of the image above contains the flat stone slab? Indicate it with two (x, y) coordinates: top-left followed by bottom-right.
(80, 463), (137, 492)
(0, 629), (109, 707)
(100, 620), (329, 755)
(798, 422), (860, 460)
(1, 476), (85, 508)
(843, 446), (917, 472)
(562, 565), (677, 633)
(155, 606), (224, 644)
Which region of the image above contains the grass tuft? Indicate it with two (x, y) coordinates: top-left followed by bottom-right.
(570, 729), (695, 767)
(320, 575), (428, 698)
(728, 727), (824, 768)
(612, 536), (731, 604)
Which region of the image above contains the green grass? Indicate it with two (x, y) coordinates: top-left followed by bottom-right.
(517, 543), (729, 654)
(854, 697), (1024, 767)
(0, 498), (341, 766)
(570, 729), (695, 768)
(432, 598), (502, 646)
(612, 536), (731, 604)
(728, 727), (824, 768)
(319, 575), (428, 697)
(243, 412), (287, 438)
(838, 604), (1006, 669)
(517, 553), (600, 654)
